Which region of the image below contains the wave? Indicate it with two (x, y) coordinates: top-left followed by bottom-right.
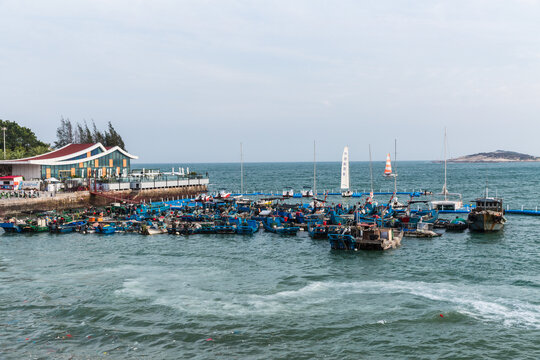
(115, 275), (540, 329)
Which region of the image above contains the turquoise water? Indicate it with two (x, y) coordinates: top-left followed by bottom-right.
(1, 162), (540, 359)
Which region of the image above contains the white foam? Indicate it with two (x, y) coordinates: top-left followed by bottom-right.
(114, 273), (540, 328)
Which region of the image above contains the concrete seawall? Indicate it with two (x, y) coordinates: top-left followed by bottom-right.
(0, 185), (207, 216)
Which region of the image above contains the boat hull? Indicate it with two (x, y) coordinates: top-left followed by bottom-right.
(467, 211), (506, 232)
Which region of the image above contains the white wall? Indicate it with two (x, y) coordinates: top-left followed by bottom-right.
(12, 164), (41, 179)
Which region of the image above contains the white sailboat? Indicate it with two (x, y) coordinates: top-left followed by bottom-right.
(341, 146), (353, 197)
(431, 128), (463, 211)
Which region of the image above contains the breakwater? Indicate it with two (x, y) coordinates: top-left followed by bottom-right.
(0, 184), (207, 215)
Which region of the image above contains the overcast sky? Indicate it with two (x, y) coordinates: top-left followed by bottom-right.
(1, 0), (540, 163)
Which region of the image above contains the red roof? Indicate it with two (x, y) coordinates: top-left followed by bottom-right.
(21, 143), (97, 161)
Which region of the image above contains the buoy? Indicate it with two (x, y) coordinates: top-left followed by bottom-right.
(439, 314), (444, 318)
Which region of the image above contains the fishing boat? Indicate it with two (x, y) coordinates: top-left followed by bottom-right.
(357, 227), (402, 250)
(383, 153), (396, 178)
(341, 146), (353, 197)
(214, 221), (236, 234)
(49, 220), (87, 233)
(467, 188), (506, 232)
(235, 219), (259, 235)
(140, 222), (167, 235)
(263, 217), (299, 235)
(94, 223), (116, 234)
(21, 218), (49, 233)
(0, 220), (24, 233)
(402, 222), (441, 238)
(329, 226), (402, 250)
(431, 129), (463, 211)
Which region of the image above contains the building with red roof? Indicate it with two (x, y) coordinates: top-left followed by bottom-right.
(0, 143), (138, 180)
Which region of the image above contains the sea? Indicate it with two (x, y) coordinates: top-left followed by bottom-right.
(1, 161), (540, 359)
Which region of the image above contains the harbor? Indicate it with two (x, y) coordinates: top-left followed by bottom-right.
(3, 0), (540, 357)
(2, 160), (540, 359)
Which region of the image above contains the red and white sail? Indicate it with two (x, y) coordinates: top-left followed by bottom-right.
(384, 153), (393, 176)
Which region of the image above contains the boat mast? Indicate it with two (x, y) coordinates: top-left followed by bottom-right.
(240, 142), (244, 195)
(369, 144), (374, 195)
(313, 140), (317, 198)
(444, 127), (448, 200)
(393, 138), (397, 194)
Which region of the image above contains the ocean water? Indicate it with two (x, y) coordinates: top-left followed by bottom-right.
(1, 161), (540, 359)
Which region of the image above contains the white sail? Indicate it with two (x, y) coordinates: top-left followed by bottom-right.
(340, 146), (350, 190)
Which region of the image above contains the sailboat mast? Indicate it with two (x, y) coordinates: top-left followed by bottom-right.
(444, 128), (447, 200)
(369, 144), (374, 194)
(394, 138), (397, 194)
(240, 142), (244, 195)
(313, 140), (317, 198)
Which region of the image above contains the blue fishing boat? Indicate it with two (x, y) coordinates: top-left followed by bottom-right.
(235, 219), (259, 235)
(0, 222), (23, 233)
(328, 233), (356, 250)
(94, 223), (116, 234)
(214, 221), (236, 234)
(195, 223), (217, 234)
(263, 218), (299, 235)
(49, 220), (87, 233)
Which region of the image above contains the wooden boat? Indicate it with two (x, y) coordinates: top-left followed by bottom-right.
(329, 226), (402, 250)
(402, 222), (441, 238)
(356, 227), (402, 250)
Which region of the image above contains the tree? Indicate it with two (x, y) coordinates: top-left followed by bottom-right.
(91, 120), (104, 144)
(104, 121), (126, 149)
(54, 117), (127, 149)
(83, 121), (93, 143)
(0, 119), (50, 159)
(54, 116), (74, 148)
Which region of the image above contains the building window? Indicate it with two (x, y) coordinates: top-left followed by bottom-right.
(95, 159), (99, 167)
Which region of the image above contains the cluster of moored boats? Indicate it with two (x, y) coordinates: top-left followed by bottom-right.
(0, 187), (507, 251)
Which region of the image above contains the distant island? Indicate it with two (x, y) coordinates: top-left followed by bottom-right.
(448, 150), (540, 163)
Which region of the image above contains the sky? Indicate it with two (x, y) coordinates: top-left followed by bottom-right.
(1, 0), (540, 163)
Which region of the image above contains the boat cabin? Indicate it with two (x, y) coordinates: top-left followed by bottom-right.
(474, 198), (503, 212)
(431, 193), (463, 211)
